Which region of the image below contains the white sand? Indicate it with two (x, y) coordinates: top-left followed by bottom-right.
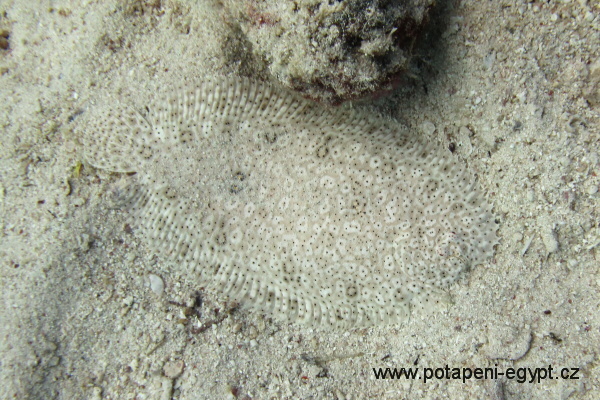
(0, 1), (598, 399)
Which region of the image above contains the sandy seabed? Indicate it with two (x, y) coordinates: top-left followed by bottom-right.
(0, 1), (598, 399)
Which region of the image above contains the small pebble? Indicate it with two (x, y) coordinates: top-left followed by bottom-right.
(163, 359), (184, 379)
(421, 121), (436, 136)
(512, 232), (523, 242)
(148, 274), (165, 295)
(541, 227), (559, 254)
(123, 295), (134, 307)
(77, 233), (91, 251)
(483, 52), (495, 70)
(0, 30), (9, 50)
(247, 325), (258, 339)
(89, 387), (102, 400)
(231, 322), (243, 333)
(71, 197), (85, 207)
(584, 11), (594, 22)
(526, 189), (535, 202)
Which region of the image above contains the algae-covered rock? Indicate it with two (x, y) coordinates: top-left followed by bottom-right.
(225, 0), (434, 104)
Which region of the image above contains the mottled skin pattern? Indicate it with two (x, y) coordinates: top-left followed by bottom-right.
(84, 78), (497, 329)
